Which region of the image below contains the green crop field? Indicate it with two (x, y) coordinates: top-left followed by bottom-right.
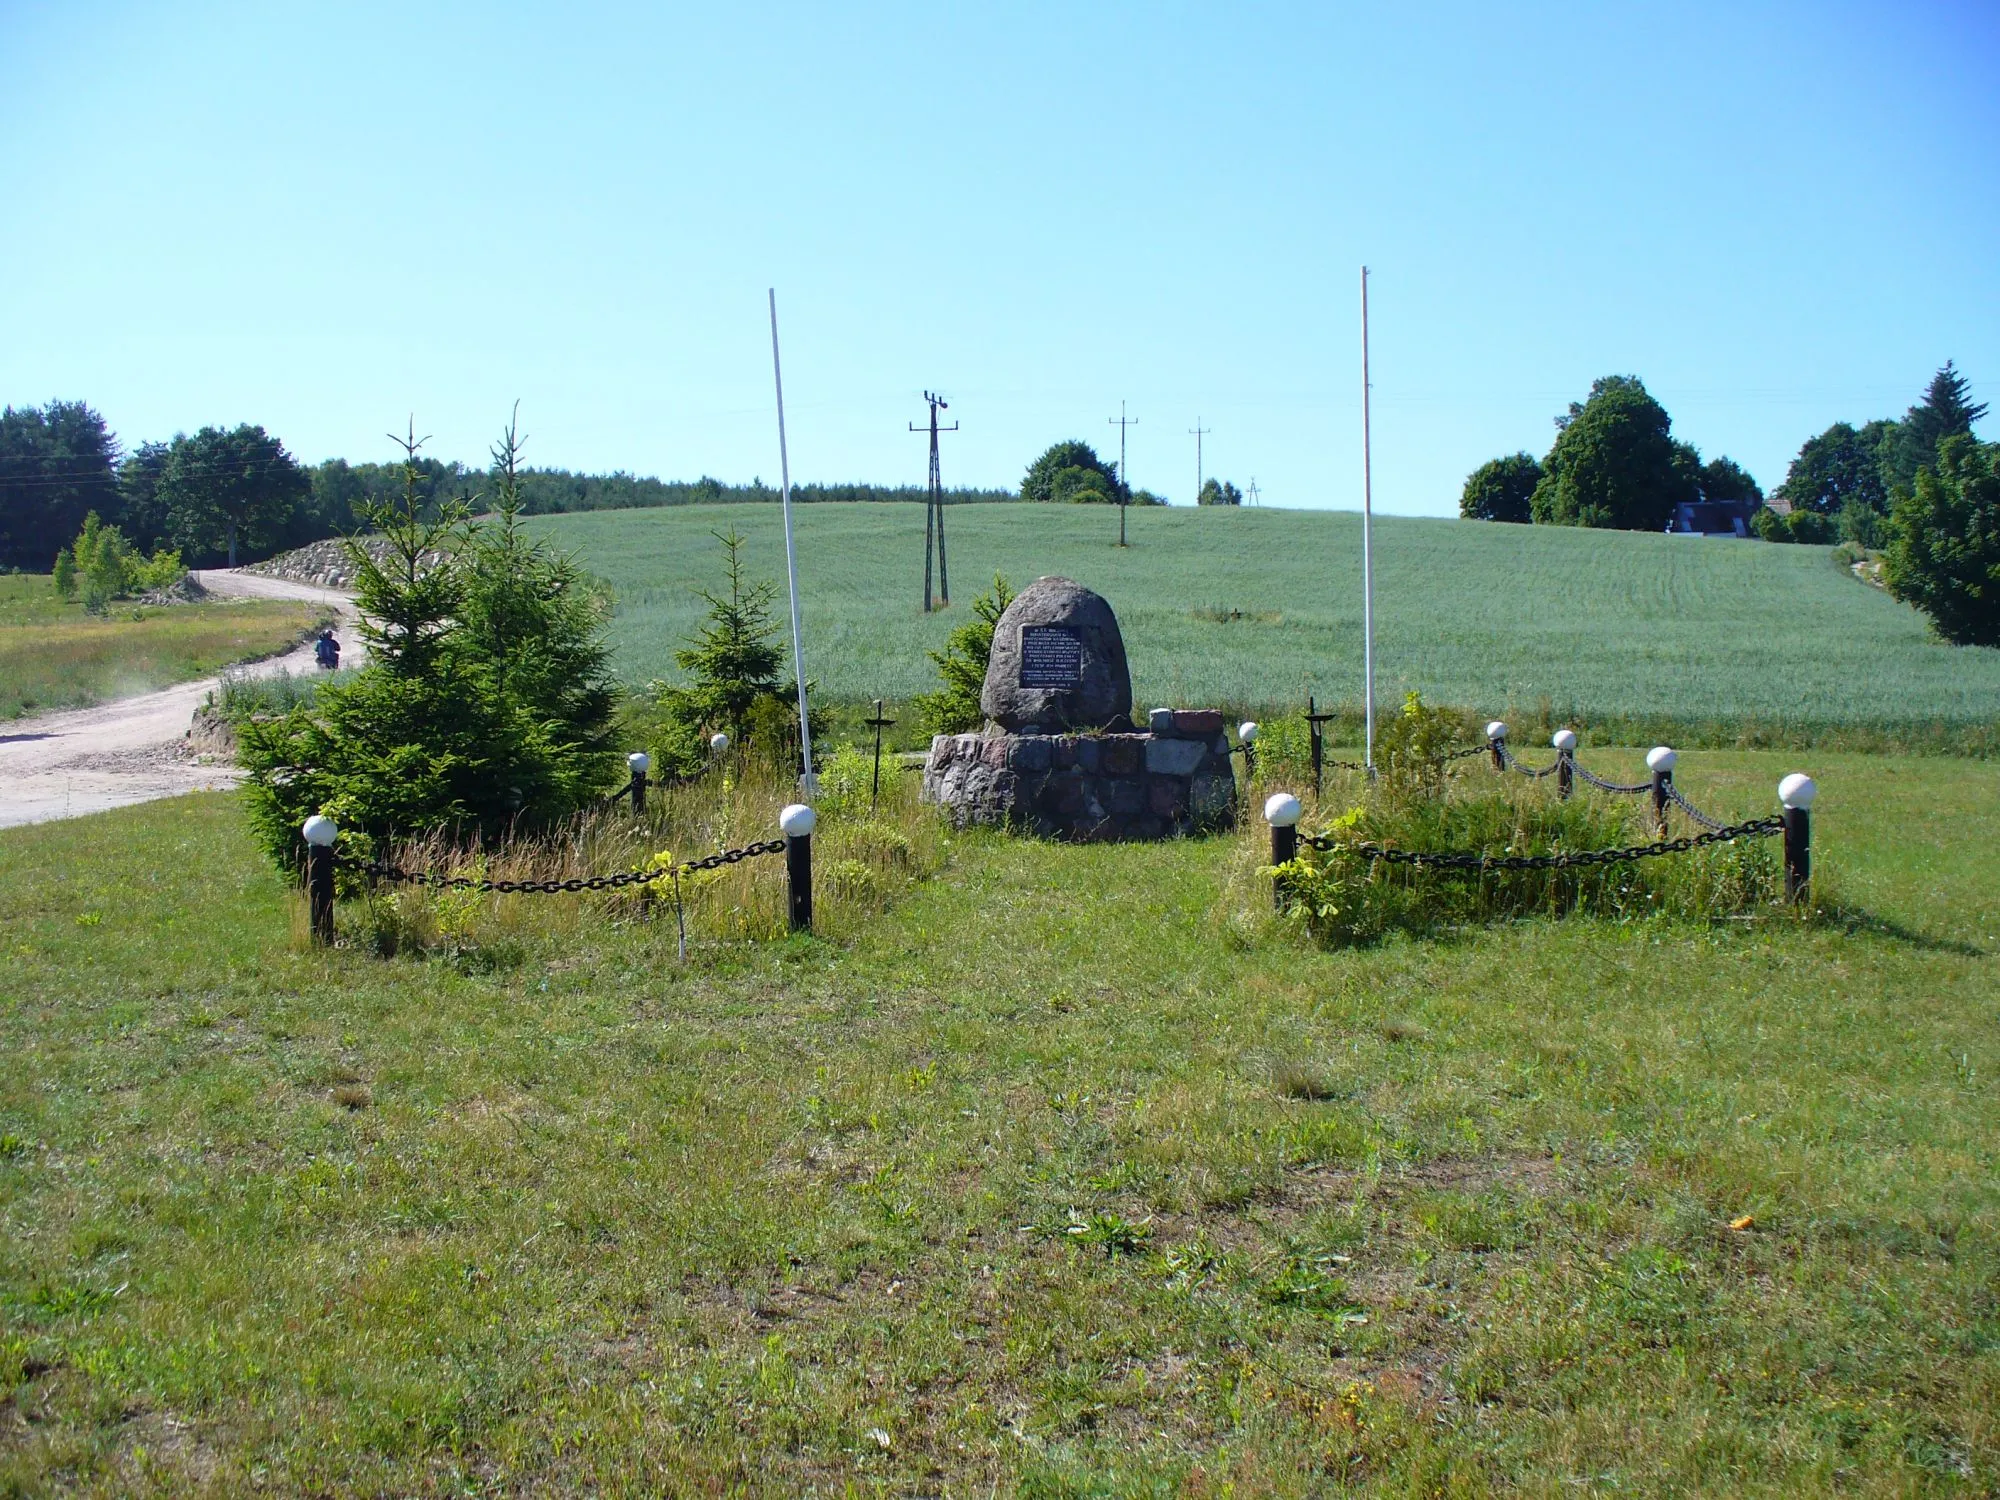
(529, 504), (2000, 744)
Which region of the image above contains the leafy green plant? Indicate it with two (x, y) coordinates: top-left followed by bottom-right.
(814, 743), (876, 816)
(911, 573), (1013, 734)
(1374, 691), (1465, 799)
(1273, 777), (1782, 948)
(50, 513), (183, 611)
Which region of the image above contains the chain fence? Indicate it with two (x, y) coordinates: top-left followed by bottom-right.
(1571, 762), (1653, 794)
(1497, 744), (1563, 780)
(1299, 815), (1784, 872)
(335, 838), (789, 895)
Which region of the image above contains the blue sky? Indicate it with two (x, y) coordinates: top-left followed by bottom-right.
(2, 1), (1994, 514)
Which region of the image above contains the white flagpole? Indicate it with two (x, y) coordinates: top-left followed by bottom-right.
(768, 288), (815, 796)
(1360, 265), (1376, 772)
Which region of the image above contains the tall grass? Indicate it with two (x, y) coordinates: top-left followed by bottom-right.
(209, 666), (353, 719)
(1261, 771), (1793, 948)
(0, 577), (325, 719)
(333, 746), (950, 960)
(526, 503), (2000, 743)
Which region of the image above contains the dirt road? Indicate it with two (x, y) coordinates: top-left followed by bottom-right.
(0, 570), (361, 831)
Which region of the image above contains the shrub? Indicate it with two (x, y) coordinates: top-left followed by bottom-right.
(51, 513), (183, 610)
(1373, 691), (1465, 799)
(814, 743), (877, 816)
(1753, 507), (1836, 545)
(912, 574), (1014, 735)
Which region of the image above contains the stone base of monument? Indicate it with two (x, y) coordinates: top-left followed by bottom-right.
(922, 708), (1237, 841)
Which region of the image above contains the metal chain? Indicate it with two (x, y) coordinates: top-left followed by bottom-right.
(599, 777), (636, 809)
(1571, 763), (1653, 794)
(337, 837), (789, 894)
(1299, 815), (1782, 871)
(1498, 744), (1562, 779)
(1665, 782), (1734, 832)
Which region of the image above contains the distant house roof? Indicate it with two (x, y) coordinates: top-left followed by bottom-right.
(1670, 499), (1759, 537)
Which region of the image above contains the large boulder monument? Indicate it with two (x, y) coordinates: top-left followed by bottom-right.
(922, 576), (1237, 840)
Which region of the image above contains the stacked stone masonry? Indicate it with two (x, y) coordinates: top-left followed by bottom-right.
(922, 707), (1236, 841)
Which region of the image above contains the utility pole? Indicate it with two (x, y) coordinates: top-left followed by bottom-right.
(1188, 419), (1211, 505)
(910, 391), (958, 611)
(1108, 401), (1138, 546)
(1246, 478), (1261, 507)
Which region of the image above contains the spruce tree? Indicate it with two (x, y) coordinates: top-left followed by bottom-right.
(670, 528), (786, 746)
(460, 409), (619, 764)
(1884, 363), (1988, 494)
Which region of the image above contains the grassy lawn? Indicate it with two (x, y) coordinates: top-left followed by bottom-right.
(1, 750), (1995, 1494)
(527, 503), (2000, 741)
(0, 575), (326, 719)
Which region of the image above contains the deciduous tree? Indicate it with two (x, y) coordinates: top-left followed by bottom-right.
(1022, 441), (1125, 504)
(1530, 376), (1695, 531)
(159, 424), (310, 566)
(1775, 422), (1890, 516)
(0, 400), (121, 571)
(1459, 453), (1542, 522)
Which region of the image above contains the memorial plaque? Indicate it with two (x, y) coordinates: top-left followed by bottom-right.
(1018, 625), (1084, 688)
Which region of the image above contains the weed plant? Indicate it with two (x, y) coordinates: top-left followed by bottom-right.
(1268, 768), (1787, 948)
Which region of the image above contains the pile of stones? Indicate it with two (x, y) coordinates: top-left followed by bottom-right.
(921, 576), (1236, 840)
(245, 537), (449, 590)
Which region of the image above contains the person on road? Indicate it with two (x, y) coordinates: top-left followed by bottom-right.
(314, 628), (341, 670)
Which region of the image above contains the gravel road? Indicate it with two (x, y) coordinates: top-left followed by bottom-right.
(0, 570), (361, 830)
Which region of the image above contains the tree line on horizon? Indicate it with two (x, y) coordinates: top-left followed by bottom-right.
(0, 407), (1018, 574)
(1460, 363), (1985, 542)
(1460, 364), (1998, 647)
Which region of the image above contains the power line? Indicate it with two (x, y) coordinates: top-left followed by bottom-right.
(1107, 400), (1138, 546)
(1188, 419), (1210, 505)
(909, 391), (958, 612)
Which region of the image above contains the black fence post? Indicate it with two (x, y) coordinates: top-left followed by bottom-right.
(1264, 792), (1301, 909)
(303, 815), (337, 946)
(1238, 721), (1258, 781)
(1307, 695), (1324, 796)
(628, 751), (649, 814)
(1647, 746), (1675, 835)
(1554, 730), (1576, 801)
(781, 803), (816, 932)
(1780, 774), (1816, 902)
(1485, 720), (1507, 773)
